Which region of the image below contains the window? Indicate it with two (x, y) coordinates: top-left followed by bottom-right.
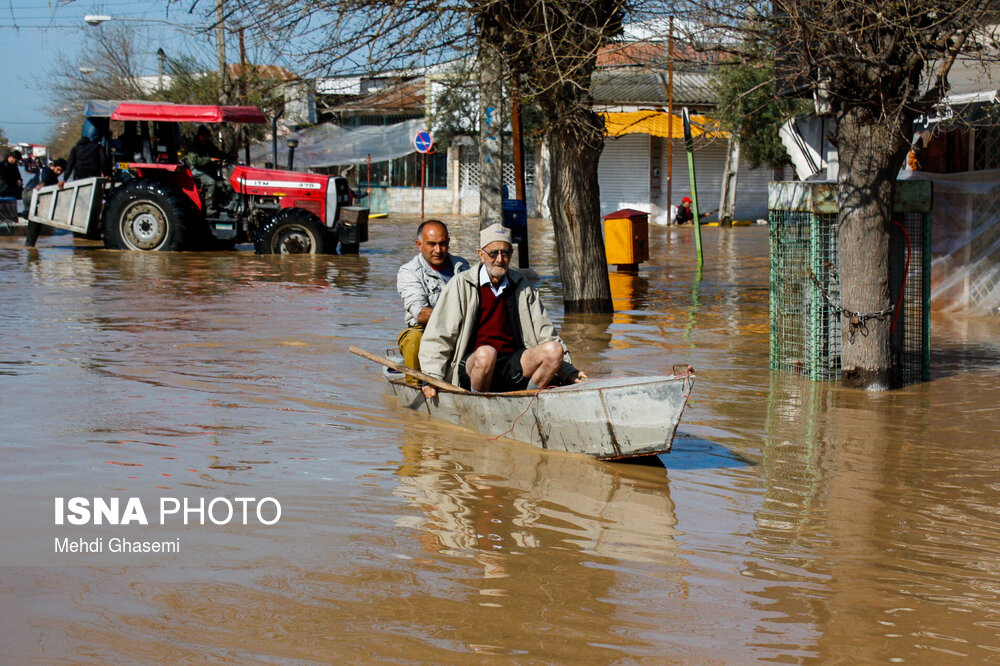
(358, 152), (448, 188)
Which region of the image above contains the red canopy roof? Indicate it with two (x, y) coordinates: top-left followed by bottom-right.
(110, 103), (267, 124)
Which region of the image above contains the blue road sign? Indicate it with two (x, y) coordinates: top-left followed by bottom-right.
(414, 130), (434, 154)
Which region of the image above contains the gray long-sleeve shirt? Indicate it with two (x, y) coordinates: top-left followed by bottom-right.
(396, 252), (470, 328)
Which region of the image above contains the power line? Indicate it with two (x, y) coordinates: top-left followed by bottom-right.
(0, 24), (85, 29)
(5, 13), (193, 21)
(9, 0), (172, 5)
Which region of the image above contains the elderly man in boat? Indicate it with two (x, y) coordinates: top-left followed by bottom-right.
(396, 219), (470, 376)
(419, 223), (587, 398)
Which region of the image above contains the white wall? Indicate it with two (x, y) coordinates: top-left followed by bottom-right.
(659, 140), (726, 220)
(598, 134), (777, 223)
(598, 134), (651, 218)
(384, 187), (453, 215)
(657, 139), (784, 222)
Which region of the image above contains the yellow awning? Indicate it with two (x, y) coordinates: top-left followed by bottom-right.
(601, 111), (728, 139)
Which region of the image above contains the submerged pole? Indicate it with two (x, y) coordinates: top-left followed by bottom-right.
(667, 17), (674, 216)
(682, 107), (703, 267)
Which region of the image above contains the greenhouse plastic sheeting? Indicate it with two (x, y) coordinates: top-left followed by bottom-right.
(903, 169), (1000, 315)
(250, 118), (428, 168)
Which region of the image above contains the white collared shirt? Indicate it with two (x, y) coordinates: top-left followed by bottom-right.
(478, 264), (509, 297)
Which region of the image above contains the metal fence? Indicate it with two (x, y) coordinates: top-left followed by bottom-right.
(973, 125), (1000, 172)
(769, 181), (931, 384)
(892, 210), (932, 385)
(459, 152), (537, 214)
(769, 205), (841, 380)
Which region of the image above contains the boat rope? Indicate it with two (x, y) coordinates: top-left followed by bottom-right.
(489, 385), (556, 442)
(671, 364), (695, 399)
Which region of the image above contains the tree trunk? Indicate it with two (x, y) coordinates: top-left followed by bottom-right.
(534, 141), (550, 220)
(478, 43), (503, 229)
(547, 112), (612, 313)
(835, 107), (911, 389)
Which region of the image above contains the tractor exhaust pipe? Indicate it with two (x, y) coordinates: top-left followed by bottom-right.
(287, 138), (299, 171)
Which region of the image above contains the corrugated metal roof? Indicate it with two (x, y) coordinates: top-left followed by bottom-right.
(591, 68), (717, 106)
(322, 66), (717, 117)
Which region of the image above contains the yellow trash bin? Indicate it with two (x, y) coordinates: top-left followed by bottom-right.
(602, 208), (649, 269)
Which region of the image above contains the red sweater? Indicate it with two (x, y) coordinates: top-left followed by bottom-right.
(475, 284), (516, 354)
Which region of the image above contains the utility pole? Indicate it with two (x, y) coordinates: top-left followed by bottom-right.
(157, 48), (166, 92)
(215, 0), (228, 104)
(667, 16), (674, 220)
(512, 96), (526, 203)
(238, 27), (247, 101)
(511, 92), (529, 268)
(239, 27), (250, 163)
(682, 107), (704, 267)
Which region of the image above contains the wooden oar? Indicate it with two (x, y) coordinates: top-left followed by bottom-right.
(349, 345), (470, 394)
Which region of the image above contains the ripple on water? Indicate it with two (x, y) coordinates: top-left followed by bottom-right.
(4, 226), (1000, 662)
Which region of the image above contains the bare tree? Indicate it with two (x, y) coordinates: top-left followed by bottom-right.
(224, 0), (628, 312)
(43, 24), (151, 156)
(44, 21), (289, 158)
(46, 24), (151, 110)
(682, 0), (998, 388)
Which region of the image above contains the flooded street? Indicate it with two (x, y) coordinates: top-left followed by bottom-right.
(3, 218), (1000, 662)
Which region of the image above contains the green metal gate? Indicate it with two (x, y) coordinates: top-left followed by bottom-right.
(768, 180), (931, 384)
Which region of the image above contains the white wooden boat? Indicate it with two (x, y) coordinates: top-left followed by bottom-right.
(382, 362), (694, 460)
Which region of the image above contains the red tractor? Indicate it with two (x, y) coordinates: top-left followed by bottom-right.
(29, 101), (368, 254)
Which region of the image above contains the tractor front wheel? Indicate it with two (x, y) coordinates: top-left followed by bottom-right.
(255, 209), (328, 255)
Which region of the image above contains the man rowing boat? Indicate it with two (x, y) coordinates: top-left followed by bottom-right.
(418, 223), (587, 399)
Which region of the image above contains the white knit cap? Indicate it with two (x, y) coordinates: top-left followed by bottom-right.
(479, 223), (512, 249)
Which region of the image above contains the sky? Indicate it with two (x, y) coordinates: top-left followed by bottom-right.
(0, 1), (221, 145)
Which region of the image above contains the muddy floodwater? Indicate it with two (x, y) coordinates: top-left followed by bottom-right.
(3, 218), (1000, 663)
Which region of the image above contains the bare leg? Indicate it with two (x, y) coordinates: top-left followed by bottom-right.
(465, 345), (498, 392)
(519, 341), (563, 388)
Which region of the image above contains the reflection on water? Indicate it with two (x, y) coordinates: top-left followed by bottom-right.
(753, 370), (1000, 660)
(394, 430), (682, 566)
(3, 223), (1000, 661)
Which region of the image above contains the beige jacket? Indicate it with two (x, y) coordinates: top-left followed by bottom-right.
(418, 263), (577, 386)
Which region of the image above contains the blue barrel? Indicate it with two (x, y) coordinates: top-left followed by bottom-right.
(502, 198), (527, 243)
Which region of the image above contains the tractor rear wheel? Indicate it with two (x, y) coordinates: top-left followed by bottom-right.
(255, 208), (327, 255)
(103, 180), (190, 251)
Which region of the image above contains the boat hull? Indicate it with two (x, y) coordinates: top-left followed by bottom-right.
(385, 372), (693, 459)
